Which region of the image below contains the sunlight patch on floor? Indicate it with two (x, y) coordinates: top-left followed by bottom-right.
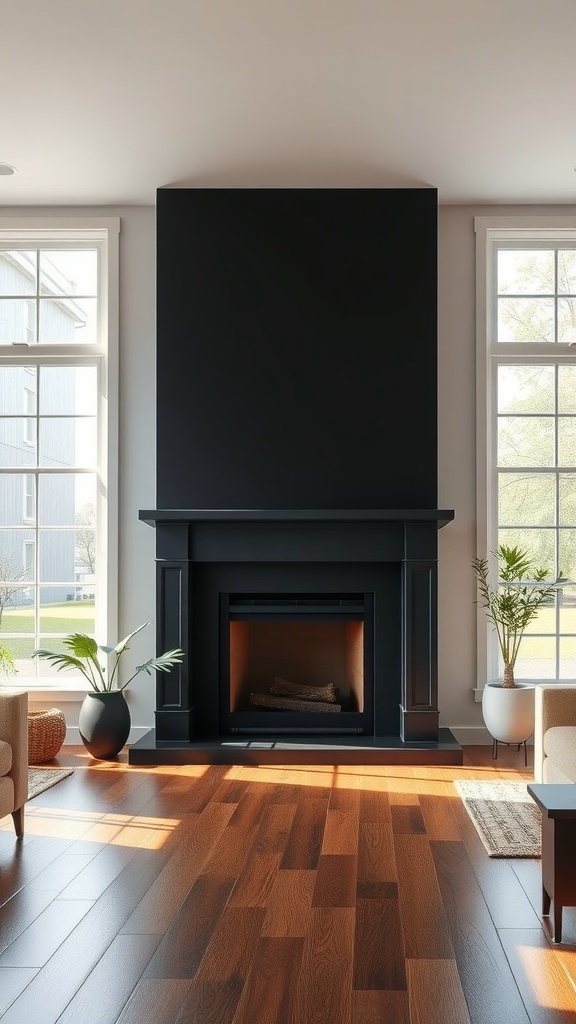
(517, 943), (576, 1011)
(1, 807), (180, 847)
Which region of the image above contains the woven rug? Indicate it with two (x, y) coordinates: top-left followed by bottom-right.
(28, 767), (73, 799)
(454, 779), (541, 858)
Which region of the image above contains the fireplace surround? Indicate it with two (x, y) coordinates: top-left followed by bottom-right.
(128, 508), (461, 765)
(129, 187), (462, 765)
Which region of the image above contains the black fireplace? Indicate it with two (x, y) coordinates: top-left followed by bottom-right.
(128, 508), (460, 765)
(128, 187), (461, 765)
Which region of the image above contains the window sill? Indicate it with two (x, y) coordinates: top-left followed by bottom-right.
(0, 680), (88, 702)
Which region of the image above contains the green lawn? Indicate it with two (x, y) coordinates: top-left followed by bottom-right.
(1, 602), (95, 635)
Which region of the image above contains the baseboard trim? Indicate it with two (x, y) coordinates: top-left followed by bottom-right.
(63, 726), (151, 746)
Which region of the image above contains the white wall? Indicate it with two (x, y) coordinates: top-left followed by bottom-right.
(437, 203), (576, 744)
(9, 199), (575, 745)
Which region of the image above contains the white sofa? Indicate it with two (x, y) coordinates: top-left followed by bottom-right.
(0, 689), (28, 836)
(534, 684), (576, 783)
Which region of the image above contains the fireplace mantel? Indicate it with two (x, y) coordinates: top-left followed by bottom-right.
(140, 508), (455, 527)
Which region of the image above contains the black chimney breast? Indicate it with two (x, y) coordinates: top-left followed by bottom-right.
(156, 187), (438, 510)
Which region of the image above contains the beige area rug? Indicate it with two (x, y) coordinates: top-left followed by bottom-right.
(454, 779), (541, 858)
(28, 767), (73, 799)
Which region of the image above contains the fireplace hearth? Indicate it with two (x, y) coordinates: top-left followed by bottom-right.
(128, 508), (462, 766)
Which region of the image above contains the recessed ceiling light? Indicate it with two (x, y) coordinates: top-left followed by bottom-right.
(0, 162), (17, 176)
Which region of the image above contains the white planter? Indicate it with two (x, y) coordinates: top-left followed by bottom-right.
(481, 681), (535, 744)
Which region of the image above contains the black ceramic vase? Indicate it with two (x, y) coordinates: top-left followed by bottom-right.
(78, 691), (131, 759)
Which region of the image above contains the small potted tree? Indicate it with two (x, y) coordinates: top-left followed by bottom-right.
(473, 544), (562, 753)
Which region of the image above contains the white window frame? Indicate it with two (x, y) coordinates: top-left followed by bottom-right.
(0, 217), (119, 694)
(475, 216), (576, 691)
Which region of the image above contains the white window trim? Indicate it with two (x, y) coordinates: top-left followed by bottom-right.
(0, 217), (119, 694)
(474, 216), (576, 697)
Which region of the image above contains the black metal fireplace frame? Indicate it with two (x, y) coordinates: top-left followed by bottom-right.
(220, 589), (375, 735)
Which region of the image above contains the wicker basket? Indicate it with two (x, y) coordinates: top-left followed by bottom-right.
(28, 708), (67, 764)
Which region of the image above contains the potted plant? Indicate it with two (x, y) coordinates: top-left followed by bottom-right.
(472, 544), (562, 751)
(0, 643), (16, 677)
(33, 623), (184, 759)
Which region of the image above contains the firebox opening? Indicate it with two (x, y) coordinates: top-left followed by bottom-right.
(222, 592), (372, 733)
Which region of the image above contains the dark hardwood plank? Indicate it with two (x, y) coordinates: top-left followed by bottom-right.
(0, 898), (94, 967)
(353, 897), (407, 990)
(358, 789), (391, 825)
(289, 908), (355, 1024)
(121, 804), (235, 935)
(228, 852), (280, 908)
(0, 834), (78, 906)
(175, 906), (265, 1024)
(201, 820), (258, 877)
(407, 959), (471, 1024)
(55, 933), (160, 1024)
(143, 872), (236, 980)
(58, 845), (138, 901)
(116, 979), (192, 1024)
(279, 789), (330, 870)
(0, 846), (169, 1023)
(321, 809), (359, 854)
(312, 854), (357, 908)
(449, 789), (543, 930)
(357, 823), (397, 885)
(352, 990), (410, 1024)
(232, 936), (304, 1024)
(262, 869), (316, 937)
(391, 803), (427, 834)
(161, 765), (230, 814)
(394, 834), (455, 959)
(419, 786), (461, 840)
(0, 889), (61, 954)
(253, 802), (297, 856)
(431, 839), (532, 1024)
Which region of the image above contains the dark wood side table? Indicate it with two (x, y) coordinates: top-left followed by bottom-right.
(527, 783), (576, 943)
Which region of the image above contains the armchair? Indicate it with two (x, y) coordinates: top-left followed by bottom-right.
(0, 690), (28, 836)
(534, 684), (576, 783)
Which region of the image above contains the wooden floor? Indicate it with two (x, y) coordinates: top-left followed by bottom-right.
(1, 747), (576, 1024)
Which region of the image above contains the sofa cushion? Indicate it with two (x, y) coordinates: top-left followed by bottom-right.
(543, 726), (576, 782)
(0, 739), (12, 777)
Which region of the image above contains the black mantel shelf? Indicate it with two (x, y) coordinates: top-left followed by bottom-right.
(140, 508), (455, 528)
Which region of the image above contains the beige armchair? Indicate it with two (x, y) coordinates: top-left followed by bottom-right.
(534, 684), (576, 783)
(0, 690), (28, 837)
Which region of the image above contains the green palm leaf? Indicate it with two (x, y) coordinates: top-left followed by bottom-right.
(33, 624), (184, 693)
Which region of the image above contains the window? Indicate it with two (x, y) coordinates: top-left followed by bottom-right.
(476, 218), (576, 686)
(0, 220), (118, 685)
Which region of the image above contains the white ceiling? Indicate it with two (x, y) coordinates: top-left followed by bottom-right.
(2, 0), (576, 207)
